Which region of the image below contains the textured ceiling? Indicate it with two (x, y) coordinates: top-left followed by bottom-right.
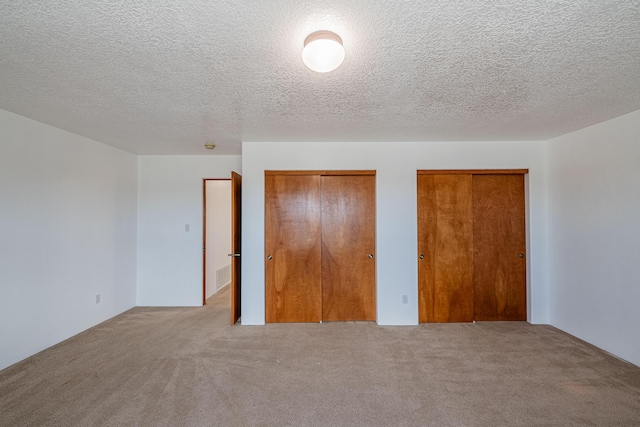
(1, 1), (639, 155)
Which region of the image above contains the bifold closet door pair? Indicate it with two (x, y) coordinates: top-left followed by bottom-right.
(418, 172), (527, 323)
(265, 172), (376, 323)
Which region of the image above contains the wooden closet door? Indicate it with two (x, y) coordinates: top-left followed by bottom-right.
(473, 175), (526, 321)
(417, 175), (474, 322)
(321, 175), (376, 321)
(265, 175), (322, 322)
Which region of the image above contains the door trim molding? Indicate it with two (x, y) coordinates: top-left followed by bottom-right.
(418, 169), (528, 175)
(265, 170), (376, 176)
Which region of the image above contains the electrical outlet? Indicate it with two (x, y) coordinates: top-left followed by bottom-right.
(95, 294), (101, 304)
(402, 295), (408, 304)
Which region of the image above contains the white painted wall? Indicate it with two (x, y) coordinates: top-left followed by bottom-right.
(0, 109), (137, 371)
(205, 180), (232, 298)
(137, 156), (241, 306)
(548, 110), (640, 367)
(241, 141), (548, 326)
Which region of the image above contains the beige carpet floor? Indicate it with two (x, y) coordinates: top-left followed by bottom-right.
(1, 286), (639, 426)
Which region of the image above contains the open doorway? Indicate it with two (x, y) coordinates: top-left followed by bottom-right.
(203, 179), (232, 304)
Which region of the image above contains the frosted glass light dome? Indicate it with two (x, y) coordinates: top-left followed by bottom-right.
(302, 30), (345, 73)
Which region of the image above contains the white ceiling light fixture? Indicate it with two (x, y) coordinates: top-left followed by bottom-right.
(302, 30), (345, 73)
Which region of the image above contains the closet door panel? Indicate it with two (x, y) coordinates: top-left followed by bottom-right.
(265, 175), (322, 323)
(473, 174), (526, 321)
(321, 175), (376, 321)
(417, 175), (474, 322)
